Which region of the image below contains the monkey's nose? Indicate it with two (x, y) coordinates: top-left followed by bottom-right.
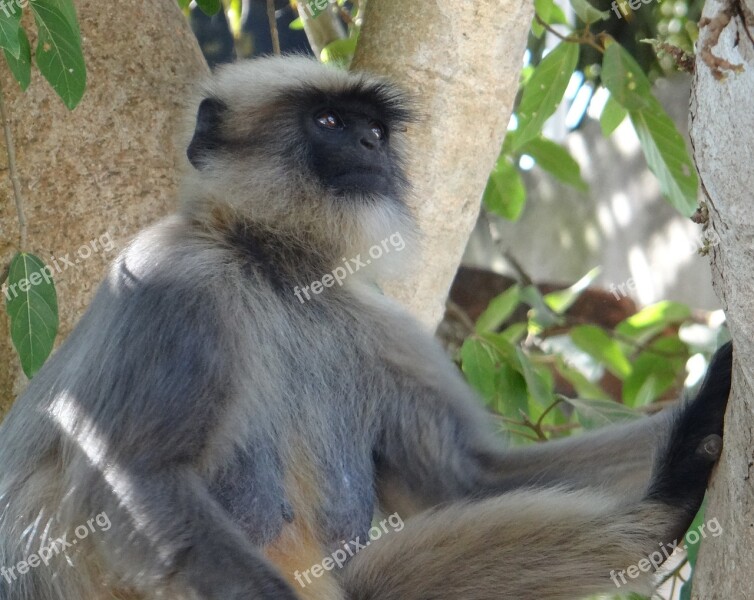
(360, 137), (376, 150)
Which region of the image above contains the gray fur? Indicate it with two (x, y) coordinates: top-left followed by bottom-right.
(0, 56), (729, 600)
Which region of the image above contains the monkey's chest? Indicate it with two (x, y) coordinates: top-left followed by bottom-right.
(208, 423), (376, 553)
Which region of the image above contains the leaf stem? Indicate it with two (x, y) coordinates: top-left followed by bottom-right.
(0, 77), (27, 249)
(534, 15), (604, 54)
(0, 260), (9, 288)
(266, 0), (281, 55)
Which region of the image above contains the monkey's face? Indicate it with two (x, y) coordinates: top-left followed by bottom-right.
(300, 95), (399, 198)
(182, 57), (416, 261)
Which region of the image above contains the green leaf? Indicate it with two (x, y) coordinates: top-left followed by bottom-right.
(616, 300), (692, 342)
(0, 0), (21, 58)
(461, 338), (498, 403)
(176, 0), (191, 9)
(623, 355), (676, 407)
(623, 336), (688, 407)
(602, 42), (698, 215)
(289, 16), (304, 30)
(520, 137), (588, 192)
(5, 252), (58, 378)
(495, 362), (530, 422)
(483, 154), (526, 221)
(602, 42), (653, 111)
(226, 0), (243, 36)
(40, 0), (81, 40)
(544, 267), (601, 314)
(479, 332), (520, 365)
(535, 0), (568, 24)
(630, 106), (698, 217)
(570, 325), (632, 379)
(569, 0), (610, 22)
(521, 285), (562, 330)
(320, 36), (358, 66)
(532, 0), (567, 37)
(563, 396), (641, 429)
(194, 0), (222, 15)
(30, 0), (86, 109)
(4, 27), (31, 90)
(516, 347), (554, 407)
(554, 357), (610, 400)
(513, 42), (579, 151)
(461, 337), (529, 421)
(475, 285), (521, 333)
(500, 322), (528, 344)
(599, 93), (627, 136)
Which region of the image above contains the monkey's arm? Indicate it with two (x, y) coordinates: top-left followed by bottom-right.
(378, 400), (665, 512)
(42, 249), (299, 600)
(376, 304), (730, 510)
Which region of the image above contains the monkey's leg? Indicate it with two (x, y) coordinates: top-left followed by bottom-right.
(345, 348), (730, 600)
(89, 466), (300, 600)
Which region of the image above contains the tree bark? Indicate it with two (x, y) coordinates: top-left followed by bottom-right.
(352, 0), (533, 328)
(689, 0), (754, 597)
(0, 0), (208, 415)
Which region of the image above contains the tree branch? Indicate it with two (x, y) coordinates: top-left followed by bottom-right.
(266, 0), (281, 55)
(0, 77), (27, 249)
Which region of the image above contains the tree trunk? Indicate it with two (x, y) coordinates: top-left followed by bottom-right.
(689, 0), (754, 597)
(352, 0), (533, 328)
(0, 0), (208, 415)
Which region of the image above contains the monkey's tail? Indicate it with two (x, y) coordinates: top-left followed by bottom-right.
(341, 489), (667, 600)
(341, 342), (732, 600)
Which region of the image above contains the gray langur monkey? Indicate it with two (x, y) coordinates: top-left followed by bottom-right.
(0, 56), (732, 600)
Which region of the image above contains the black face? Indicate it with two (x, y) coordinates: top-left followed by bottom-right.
(186, 83), (412, 201)
(304, 99), (395, 197)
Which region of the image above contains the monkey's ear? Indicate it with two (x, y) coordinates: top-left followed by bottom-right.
(187, 97), (227, 169)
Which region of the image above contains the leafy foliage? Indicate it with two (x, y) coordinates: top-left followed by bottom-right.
(0, 0), (86, 107)
(5, 253), (59, 378)
(602, 41), (698, 215)
(483, 154), (526, 221)
(31, 0), (86, 109)
(456, 266), (727, 596)
(481, 0), (699, 221)
(194, 0), (222, 16)
(512, 42), (580, 152)
(0, 0), (84, 373)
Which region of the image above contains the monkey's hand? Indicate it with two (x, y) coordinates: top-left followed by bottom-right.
(173, 524), (303, 600)
(173, 536), (303, 600)
(646, 341), (732, 515)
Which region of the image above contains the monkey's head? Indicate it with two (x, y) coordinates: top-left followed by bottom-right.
(181, 56), (417, 270)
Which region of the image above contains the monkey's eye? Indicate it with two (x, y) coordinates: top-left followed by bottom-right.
(370, 121), (386, 141)
(315, 109), (344, 130)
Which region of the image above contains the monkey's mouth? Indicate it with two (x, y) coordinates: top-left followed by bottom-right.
(329, 167), (393, 197)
